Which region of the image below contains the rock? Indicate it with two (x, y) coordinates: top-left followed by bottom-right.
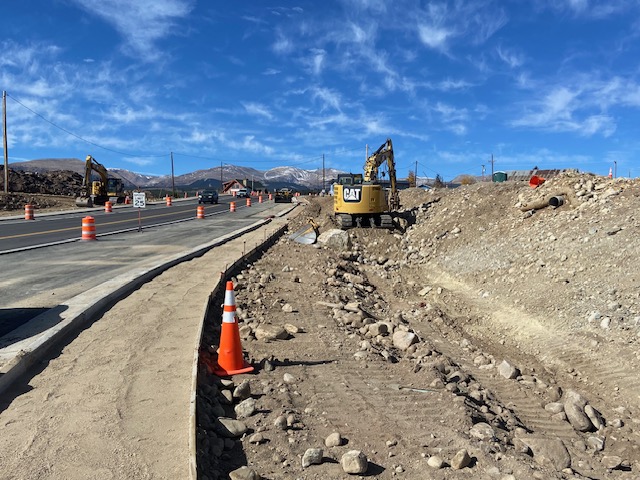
(369, 322), (389, 336)
(392, 330), (418, 350)
(418, 286), (432, 296)
(302, 448), (323, 468)
(274, 415), (287, 430)
(283, 373), (296, 384)
(587, 436), (604, 451)
(248, 433), (265, 444)
(325, 432), (343, 447)
(584, 404), (604, 430)
(426, 455), (444, 468)
(233, 381), (252, 400)
(563, 389), (593, 432)
(601, 455), (622, 469)
(341, 450), (368, 474)
(317, 229), (352, 249)
(282, 303), (294, 313)
(254, 325), (289, 341)
(518, 436), (571, 471)
(470, 422), (495, 441)
(544, 402), (564, 414)
(498, 359), (519, 379)
(284, 323), (302, 334)
(450, 449), (471, 470)
(229, 466), (260, 480)
(216, 418), (248, 438)
(234, 398), (256, 419)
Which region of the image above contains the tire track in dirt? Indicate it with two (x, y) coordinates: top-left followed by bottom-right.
(425, 269), (640, 417)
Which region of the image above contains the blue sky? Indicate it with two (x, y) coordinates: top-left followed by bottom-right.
(2, 0), (640, 180)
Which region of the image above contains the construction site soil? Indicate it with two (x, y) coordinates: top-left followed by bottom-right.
(197, 172), (640, 480)
(4, 171), (640, 479)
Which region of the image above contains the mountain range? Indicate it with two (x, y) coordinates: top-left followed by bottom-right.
(9, 158), (346, 192)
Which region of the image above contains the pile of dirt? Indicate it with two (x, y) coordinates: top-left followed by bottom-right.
(0, 168), (82, 213)
(195, 174), (640, 479)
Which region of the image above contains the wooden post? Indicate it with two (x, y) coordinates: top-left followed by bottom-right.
(3, 91), (8, 193)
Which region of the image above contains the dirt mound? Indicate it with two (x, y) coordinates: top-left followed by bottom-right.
(0, 168), (82, 213)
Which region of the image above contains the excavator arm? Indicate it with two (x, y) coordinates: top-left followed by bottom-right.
(363, 139), (399, 210)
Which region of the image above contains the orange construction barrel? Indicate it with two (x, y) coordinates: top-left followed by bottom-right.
(268, 193), (273, 201)
(104, 201), (113, 213)
(246, 197), (252, 207)
(230, 201), (236, 212)
(166, 195), (172, 206)
(197, 205), (205, 219)
(24, 204), (34, 220)
(81, 216), (97, 240)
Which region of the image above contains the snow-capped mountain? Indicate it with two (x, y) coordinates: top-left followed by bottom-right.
(9, 158), (345, 190)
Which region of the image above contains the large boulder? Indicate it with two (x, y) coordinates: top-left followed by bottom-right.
(317, 229), (352, 250)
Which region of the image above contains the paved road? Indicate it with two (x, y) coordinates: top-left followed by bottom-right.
(0, 196), (254, 253)
(0, 198), (288, 343)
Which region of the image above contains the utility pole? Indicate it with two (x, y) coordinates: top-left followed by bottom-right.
(220, 160), (223, 192)
(322, 154), (325, 192)
(614, 160), (617, 179)
(414, 160), (418, 186)
(170, 151), (176, 197)
(490, 154), (495, 182)
(481, 164), (485, 181)
(2, 91), (8, 194)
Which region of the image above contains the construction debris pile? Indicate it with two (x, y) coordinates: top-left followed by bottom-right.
(0, 168), (82, 212)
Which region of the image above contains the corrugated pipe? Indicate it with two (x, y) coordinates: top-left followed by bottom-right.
(549, 196), (564, 207)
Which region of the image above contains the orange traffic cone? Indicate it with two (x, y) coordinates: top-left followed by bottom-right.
(608, 167), (613, 179)
(213, 281), (254, 376)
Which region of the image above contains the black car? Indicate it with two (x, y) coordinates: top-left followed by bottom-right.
(198, 190), (219, 204)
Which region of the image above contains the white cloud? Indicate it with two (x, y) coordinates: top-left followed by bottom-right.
(418, 25), (454, 52)
(68, 0), (194, 60)
(311, 87), (342, 112)
(511, 85), (618, 136)
(496, 46), (524, 68)
(242, 102), (274, 121)
(272, 29), (295, 54)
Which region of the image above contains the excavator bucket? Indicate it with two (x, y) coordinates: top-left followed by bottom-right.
(289, 219), (319, 244)
(75, 196), (93, 208)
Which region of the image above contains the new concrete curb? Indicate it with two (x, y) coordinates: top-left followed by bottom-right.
(0, 214), (277, 395)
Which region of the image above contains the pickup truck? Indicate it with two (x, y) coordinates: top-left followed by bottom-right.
(235, 188), (249, 198)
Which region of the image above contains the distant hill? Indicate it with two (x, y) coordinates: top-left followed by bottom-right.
(9, 158), (344, 191)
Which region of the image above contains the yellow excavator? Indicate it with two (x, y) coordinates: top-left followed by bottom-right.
(75, 155), (126, 207)
(333, 138), (400, 229)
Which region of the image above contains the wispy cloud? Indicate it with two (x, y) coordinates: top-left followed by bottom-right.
(68, 0), (194, 60)
(512, 84), (617, 136)
(242, 102), (274, 121)
(496, 45), (524, 68)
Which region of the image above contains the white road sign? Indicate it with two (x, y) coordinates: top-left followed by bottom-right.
(133, 192), (146, 208)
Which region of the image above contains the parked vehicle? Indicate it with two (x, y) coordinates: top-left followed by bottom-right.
(235, 188), (249, 198)
(198, 190), (219, 204)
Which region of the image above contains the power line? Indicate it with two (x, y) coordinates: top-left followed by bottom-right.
(6, 92), (167, 158)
